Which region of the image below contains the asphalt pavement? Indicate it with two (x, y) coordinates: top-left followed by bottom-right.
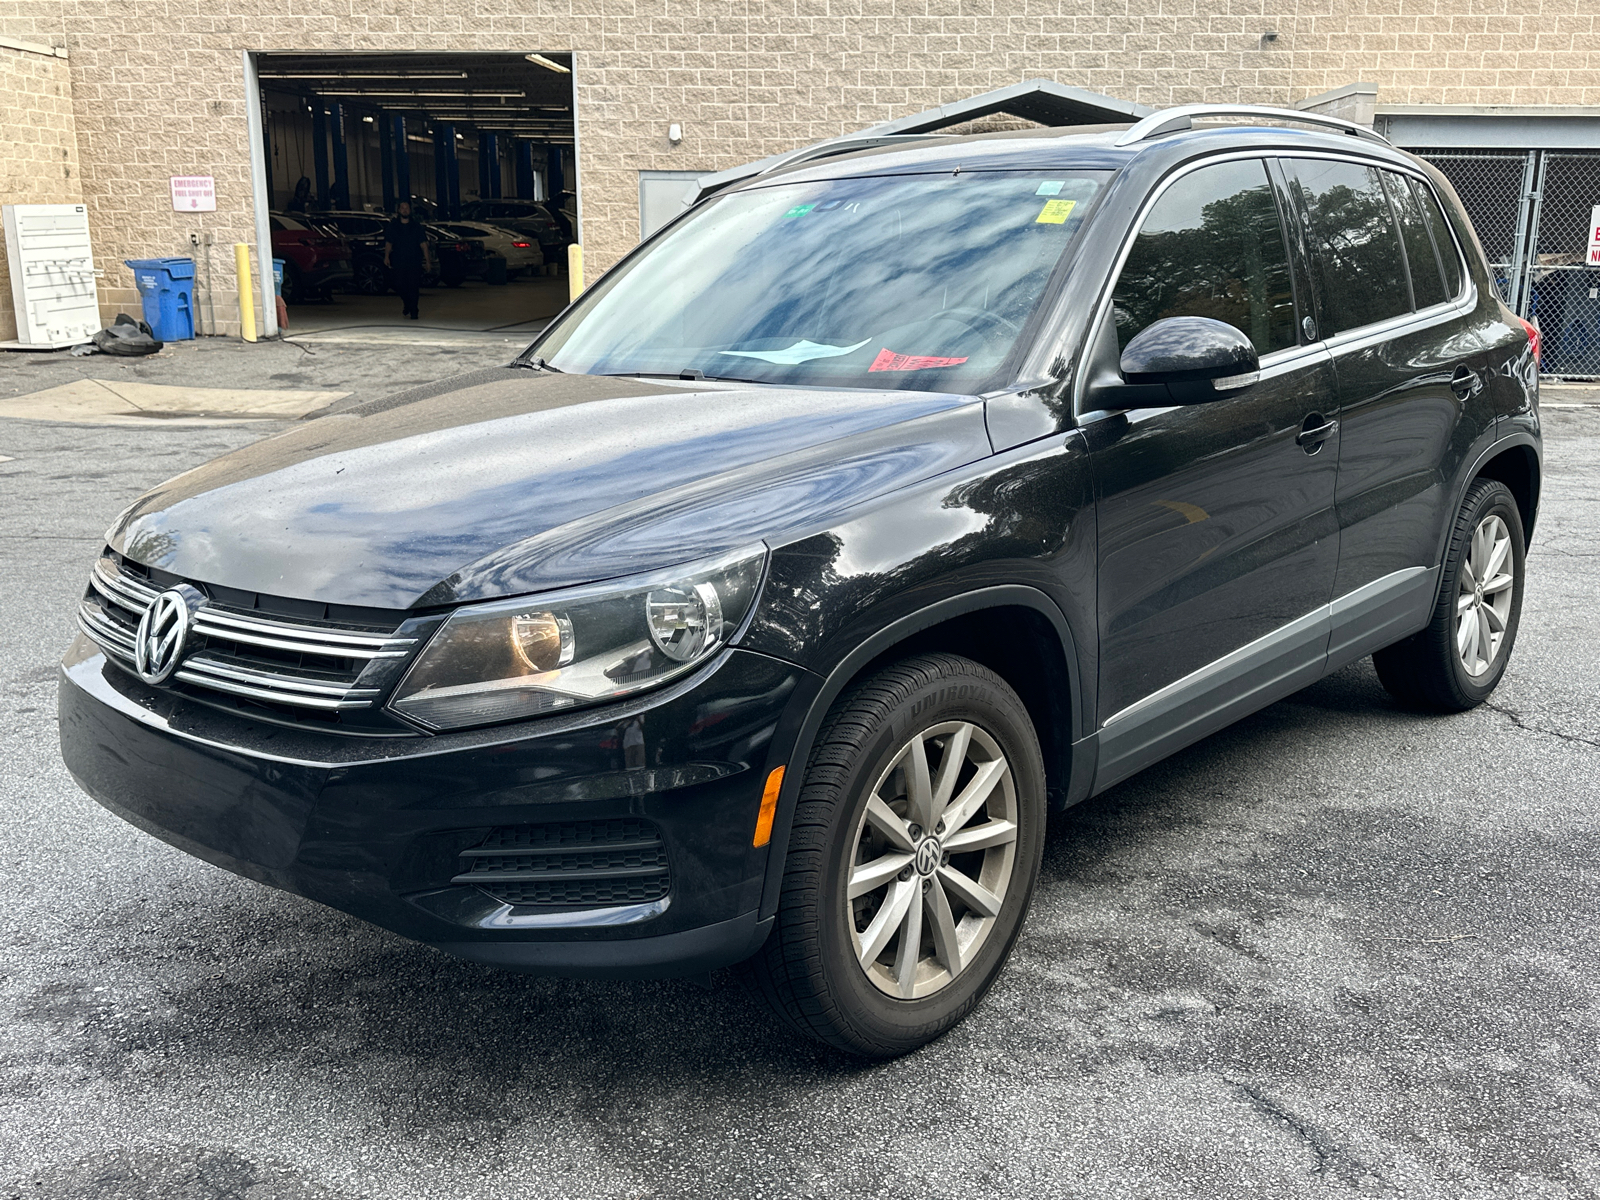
(0, 329), (526, 411)
(1, 387), (1597, 1199)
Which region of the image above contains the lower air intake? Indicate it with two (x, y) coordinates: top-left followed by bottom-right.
(452, 818), (669, 909)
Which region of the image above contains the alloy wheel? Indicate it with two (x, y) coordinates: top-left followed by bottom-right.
(846, 721), (1018, 1000)
(354, 259), (389, 294)
(1457, 512), (1515, 677)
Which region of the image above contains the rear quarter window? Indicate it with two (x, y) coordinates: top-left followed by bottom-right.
(1383, 170), (1448, 309)
(1411, 178), (1466, 299)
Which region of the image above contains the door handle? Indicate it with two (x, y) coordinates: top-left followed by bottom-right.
(1295, 414), (1339, 453)
(1450, 364), (1483, 399)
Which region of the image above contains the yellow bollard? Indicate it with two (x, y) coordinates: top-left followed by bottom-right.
(567, 243), (584, 303)
(234, 242), (257, 343)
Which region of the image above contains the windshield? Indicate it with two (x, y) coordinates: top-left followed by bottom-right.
(533, 169), (1108, 391)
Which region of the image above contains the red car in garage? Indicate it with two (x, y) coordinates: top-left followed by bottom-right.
(270, 213), (353, 303)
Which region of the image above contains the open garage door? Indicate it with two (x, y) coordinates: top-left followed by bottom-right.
(252, 51), (576, 339)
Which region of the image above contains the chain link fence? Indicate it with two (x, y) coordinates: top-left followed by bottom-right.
(1531, 153), (1600, 378)
(1420, 151), (1536, 310)
(1413, 147), (1600, 379)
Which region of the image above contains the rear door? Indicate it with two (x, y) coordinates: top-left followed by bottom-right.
(1279, 156), (1495, 669)
(1079, 156), (1341, 791)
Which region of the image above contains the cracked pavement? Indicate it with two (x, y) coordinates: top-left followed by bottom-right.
(1, 399), (1597, 1199)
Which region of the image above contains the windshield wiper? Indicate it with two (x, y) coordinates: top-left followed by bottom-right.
(599, 370), (769, 385)
(513, 356), (562, 372)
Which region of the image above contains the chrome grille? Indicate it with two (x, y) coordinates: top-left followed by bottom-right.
(78, 554), (417, 715)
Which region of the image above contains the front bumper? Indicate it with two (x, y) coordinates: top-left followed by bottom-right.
(59, 635), (813, 976)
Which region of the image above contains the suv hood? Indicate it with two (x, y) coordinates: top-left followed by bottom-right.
(108, 368), (990, 610)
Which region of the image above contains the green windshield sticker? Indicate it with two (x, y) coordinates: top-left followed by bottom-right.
(1035, 181), (1064, 196)
(782, 204), (816, 220)
(1035, 199), (1078, 224)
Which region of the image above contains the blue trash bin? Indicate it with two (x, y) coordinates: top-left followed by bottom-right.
(124, 257), (196, 341)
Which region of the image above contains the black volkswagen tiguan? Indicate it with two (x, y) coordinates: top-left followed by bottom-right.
(60, 107), (1541, 1057)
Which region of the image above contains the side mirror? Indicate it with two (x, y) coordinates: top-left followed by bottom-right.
(1117, 316), (1260, 404)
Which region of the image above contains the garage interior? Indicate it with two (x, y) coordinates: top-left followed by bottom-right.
(255, 52), (577, 336)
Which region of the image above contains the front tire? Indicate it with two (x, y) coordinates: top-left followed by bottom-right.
(740, 653), (1046, 1058)
(353, 258), (390, 295)
(1374, 478), (1526, 711)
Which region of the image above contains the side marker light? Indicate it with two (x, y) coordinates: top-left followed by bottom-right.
(753, 765), (785, 848)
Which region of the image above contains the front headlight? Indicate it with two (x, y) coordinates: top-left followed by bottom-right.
(387, 545), (767, 731)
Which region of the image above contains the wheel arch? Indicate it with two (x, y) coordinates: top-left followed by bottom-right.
(755, 585), (1086, 922)
(1434, 429), (1540, 567)
(1472, 438), (1540, 547)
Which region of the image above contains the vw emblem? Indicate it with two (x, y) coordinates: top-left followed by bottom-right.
(134, 585), (203, 684)
(914, 837), (942, 877)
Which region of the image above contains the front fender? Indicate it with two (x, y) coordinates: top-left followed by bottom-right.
(739, 432), (1099, 923)
(748, 585), (1085, 923)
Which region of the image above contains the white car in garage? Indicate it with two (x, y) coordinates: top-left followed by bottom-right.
(435, 221), (544, 277)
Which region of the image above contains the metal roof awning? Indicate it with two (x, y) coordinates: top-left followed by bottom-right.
(690, 78), (1152, 204)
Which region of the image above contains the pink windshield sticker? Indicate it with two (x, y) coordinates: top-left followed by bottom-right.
(868, 348), (970, 373)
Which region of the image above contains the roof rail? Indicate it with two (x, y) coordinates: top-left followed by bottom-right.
(1113, 104), (1391, 148)
(689, 133), (952, 205)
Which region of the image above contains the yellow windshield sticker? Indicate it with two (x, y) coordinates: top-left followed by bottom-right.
(1036, 199), (1077, 224)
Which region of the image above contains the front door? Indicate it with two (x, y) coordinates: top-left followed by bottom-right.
(1078, 156), (1341, 790)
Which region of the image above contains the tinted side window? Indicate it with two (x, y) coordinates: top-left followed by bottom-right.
(1111, 158), (1296, 356)
(1412, 178), (1464, 299)
(1287, 159), (1411, 335)
(1384, 171), (1447, 309)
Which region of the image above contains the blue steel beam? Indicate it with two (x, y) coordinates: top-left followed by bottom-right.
(434, 124), (460, 217)
(379, 113), (395, 211)
(515, 140), (536, 199)
(478, 132), (501, 200)
(311, 104), (330, 206)
(330, 102), (350, 209)
(392, 115), (411, 205)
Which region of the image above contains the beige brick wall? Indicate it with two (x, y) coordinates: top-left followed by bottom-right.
(0, 39), (82, 341)
(1288, 0), (1599, 108)
(0, 0), (1592, 327)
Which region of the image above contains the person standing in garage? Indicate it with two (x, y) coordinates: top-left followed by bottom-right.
(383, 200), (432, 320)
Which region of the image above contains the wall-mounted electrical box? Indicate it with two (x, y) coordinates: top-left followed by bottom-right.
(3, 203), (100, 347)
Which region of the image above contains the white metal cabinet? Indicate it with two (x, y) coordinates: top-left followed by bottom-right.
(3, 203), (100, 346)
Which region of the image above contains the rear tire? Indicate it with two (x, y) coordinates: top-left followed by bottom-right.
(1374, 478), (1525, 711)
(739, 653), (1046, 1058)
